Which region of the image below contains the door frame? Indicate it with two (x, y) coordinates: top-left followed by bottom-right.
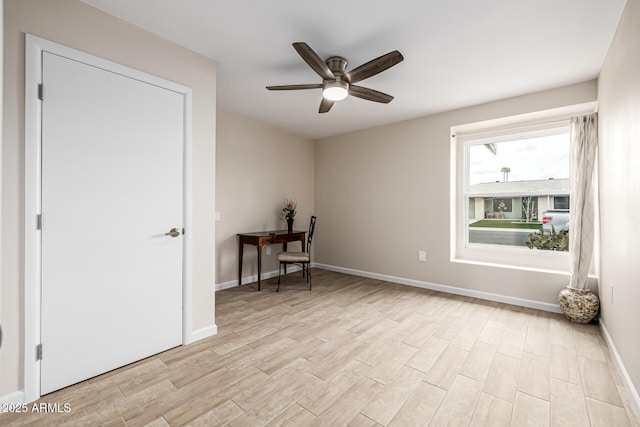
(24, 34), (194, 402)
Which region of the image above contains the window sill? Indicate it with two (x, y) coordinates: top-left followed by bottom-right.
(451, 254), (570, 276)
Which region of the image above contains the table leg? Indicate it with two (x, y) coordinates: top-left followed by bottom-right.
(238, 241), (244, 286)
(257, 245), (262, 291)
(283, 242), (287, 276)
(301, 236), (306, 278)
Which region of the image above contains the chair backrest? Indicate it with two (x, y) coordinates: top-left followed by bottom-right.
(307, 215), (317, 253)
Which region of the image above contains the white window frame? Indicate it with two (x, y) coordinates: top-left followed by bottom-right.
(450, 102), (597, 274)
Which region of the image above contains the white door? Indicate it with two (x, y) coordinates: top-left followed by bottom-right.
(40, 52), (184, 394)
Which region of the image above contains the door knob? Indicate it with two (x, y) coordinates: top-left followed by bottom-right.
(165, 228), (181, 237)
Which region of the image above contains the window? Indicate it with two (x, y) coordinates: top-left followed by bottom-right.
(554, 196), (570, 210)
(450, 104), (597, 273)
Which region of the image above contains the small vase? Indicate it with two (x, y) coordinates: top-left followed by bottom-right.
(286, 218), (294, 233)
(558, 286), (599, 323)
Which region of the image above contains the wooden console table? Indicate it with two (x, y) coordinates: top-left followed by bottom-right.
(237, 230), (306, 291)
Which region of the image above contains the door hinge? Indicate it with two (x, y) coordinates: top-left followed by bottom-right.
(36, 344), (43, 361)
(38, 83), (43, 101)
(36, 214), (42, 230)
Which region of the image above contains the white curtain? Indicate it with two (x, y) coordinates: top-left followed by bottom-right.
(569, 113), (598, 290)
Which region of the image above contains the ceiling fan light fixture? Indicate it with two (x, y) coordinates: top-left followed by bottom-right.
(322, 80), (349, 101)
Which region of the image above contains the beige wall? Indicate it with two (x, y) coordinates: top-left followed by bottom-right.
(216, 110), (315, 285)
(315, 81), (597, 305)
(598, 0), (640, 403)
(1, 0), (217, 396)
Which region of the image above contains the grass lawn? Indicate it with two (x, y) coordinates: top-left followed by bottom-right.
(470, 219), (542, 229)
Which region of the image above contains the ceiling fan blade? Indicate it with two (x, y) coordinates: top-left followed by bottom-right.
(266, 84), (323, 91)
(293, 42), (335, 80)
(319, 98), (334, 113)
(344, 50), (404, 84)
(349, 85), (394, 103)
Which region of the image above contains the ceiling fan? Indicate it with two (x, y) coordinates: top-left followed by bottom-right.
(266, 42), (404, 113)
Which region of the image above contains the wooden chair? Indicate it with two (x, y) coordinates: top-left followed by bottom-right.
(277, 215), (316, 292)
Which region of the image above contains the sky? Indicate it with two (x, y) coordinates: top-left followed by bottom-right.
(469, 133), (569, 185)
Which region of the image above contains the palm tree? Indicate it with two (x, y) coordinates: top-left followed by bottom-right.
(501, 166), (511, 182)
(484, 143), (497, 155)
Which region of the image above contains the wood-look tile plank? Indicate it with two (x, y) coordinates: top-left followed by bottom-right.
(483, 352), (521, 402)
(184, 400), (244, 427)
(401, 317), (440, 348)
(405, 335), (449, 373)
(388, 381), (446, 426)
(347, 414), (383, 427)
(100, 417), (129, 427)
(423, 344), (469, 389)
(549, 316), (576, 347)
(511, 391), (550, 427)
(254, 336), (324, 375)
(585, 397), (631, 427)
(365, 341), (418, 385)
(517, 352), (550, 400)
(307, 338), (370, 381)
(575, 334), (606, 362)
(143, 417), (171, 427)
(65, 379), (175, 427)
(304, 329), (360, 364)
(524, 329), (551, 358)
(265, 404), (316, 427)
(229, 361), (322, 427)
(360, 366), (425, 425)
(298, 359), (370, 416)
(432, 317), (462, 340)
(580, 356), (624, 406)
(477, 319), (507, 346)
(429, 374), (484, 426)
(550, 342), (582, 385)
(459, 341), (497, 382)
(231, 359), (315, 411)
(469, 392), (512, 427)
(126, 367), (253, 427)
(497, 327), (526, 359)
(450, 319), (485, 351)
(550, 377), (590, 426)
(308, 377), (383, 427)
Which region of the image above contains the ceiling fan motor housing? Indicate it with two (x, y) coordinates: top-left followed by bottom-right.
(325, 56), (348, 76)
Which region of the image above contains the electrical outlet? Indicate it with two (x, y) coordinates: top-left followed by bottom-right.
(266, 246), (271, 255)
(610, 283), (614, 304)
(214, 211), (221, 221)
(418, 250), (426, 262)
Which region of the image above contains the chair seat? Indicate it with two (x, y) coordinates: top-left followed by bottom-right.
(277, 251), (310, 262)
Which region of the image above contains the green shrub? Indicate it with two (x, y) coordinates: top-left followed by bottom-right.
(525, 226), (569, 251)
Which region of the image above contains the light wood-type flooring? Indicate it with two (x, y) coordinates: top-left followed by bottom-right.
(2, 269), (639, 426)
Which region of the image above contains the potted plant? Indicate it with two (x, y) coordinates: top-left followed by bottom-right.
(282, 198), (297, 233)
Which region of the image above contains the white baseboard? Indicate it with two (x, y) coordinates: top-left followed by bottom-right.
(215, 266), (303, 292)
(314, 263), (563, 314)
(184, 324), (217, 345)
(599, 321), (640, 417)
(0, 391), (25, 411)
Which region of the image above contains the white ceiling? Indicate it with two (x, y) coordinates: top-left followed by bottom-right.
(82, 0), (625, 140)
